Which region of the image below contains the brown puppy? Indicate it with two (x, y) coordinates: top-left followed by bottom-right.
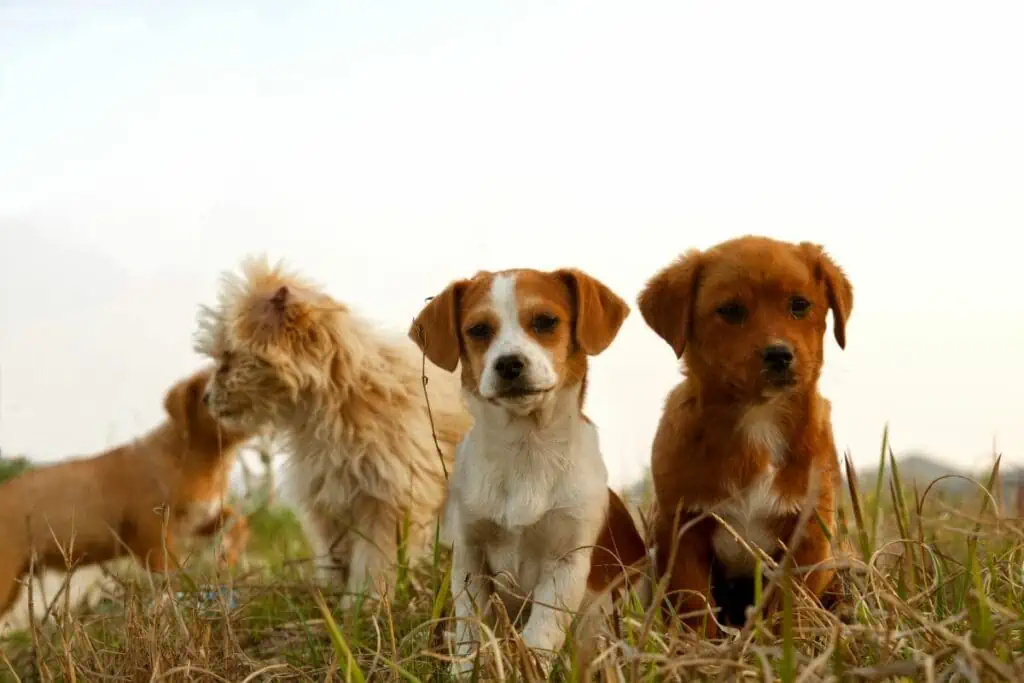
(0, 367), (252, 620)
(637, 235), (852, 636)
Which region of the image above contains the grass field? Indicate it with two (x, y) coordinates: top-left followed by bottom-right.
(2, 433), (1022, 682)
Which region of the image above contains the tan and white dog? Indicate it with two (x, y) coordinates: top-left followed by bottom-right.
(410, 267), (648, 676)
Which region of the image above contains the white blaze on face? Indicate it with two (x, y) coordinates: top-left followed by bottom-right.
(478, 273), (558, 399)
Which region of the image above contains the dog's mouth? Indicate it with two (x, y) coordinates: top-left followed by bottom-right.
(207, 402), (243, 422)
(762, 372), (798, 390)
(495, 386), (548, 400)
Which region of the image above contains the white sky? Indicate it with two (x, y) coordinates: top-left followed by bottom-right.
(1, 0), (1022, 488)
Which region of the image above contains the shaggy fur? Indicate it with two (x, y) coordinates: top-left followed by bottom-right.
(0, 368), (252, 620)
(194, 256), (472, 606)
(638, 236), (852, 636)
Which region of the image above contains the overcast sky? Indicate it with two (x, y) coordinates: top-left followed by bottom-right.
(1, 0), (1022, 488)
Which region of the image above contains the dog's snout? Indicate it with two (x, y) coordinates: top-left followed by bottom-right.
(202, 390), (212, 407)
(762, 343), (794, 372)
(494, 354), (526, 381)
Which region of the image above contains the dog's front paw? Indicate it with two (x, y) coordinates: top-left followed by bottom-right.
(520, 646), (554, 679)
(449, 656), (479, 680)
(519, 624), (562, 677)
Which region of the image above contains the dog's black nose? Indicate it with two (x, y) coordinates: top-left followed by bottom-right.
(494, 354), (526, 381)
(762, 344), (794, 372)
(202, 391), (212, 407)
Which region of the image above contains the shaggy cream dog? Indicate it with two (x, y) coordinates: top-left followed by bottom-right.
(194, 256), (471, 606)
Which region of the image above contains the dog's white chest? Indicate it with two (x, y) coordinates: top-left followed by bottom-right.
(455, 431), (564, 531)
(711, 470), (793, 576)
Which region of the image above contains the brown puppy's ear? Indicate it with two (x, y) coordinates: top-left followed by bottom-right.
(164, 373), (204, 428)
(555, 268), (630, 356)
(799, 243), (854, 349)
(636, 250), (704, 358)
(409, 280), (469, 372)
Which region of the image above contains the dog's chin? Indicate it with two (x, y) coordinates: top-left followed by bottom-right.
(485, 386), (553, 415)
(208, 406), (259, 432)
(758, 375), (799, 399)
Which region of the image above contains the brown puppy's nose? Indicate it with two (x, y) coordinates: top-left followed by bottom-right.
(494, 354), (526, 381)
(762, 343), (794, 372)
(202, 390), (212, 407)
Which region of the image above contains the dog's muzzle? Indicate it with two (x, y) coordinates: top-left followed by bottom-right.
(761, 342), (796, 388)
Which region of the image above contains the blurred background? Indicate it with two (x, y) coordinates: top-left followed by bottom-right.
(2, 0), (1022, 493)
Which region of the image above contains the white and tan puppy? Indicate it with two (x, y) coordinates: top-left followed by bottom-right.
(410, 267), (647, 676)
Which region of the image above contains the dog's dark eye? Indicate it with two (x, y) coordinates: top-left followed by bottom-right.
(789, 296), (812, 319)
(715, 302), (747, 324)
(467, 322), (493, 340)
(531, 314), (559, 334)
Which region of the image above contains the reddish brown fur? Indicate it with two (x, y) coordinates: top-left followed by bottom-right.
(0, 368), (253, 620)
(638, 235), (852, 636)
(588, 489), (649, 594)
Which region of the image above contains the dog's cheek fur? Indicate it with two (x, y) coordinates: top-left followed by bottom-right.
(687, 309), (751, 392)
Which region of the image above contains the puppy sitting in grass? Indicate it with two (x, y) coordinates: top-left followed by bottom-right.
(194, 256), (472, 608)
(410, 267), (649, 676)
(638, 235), (852, 636)
(0, 367), (253, 621)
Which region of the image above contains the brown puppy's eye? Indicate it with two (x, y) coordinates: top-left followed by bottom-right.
(531, 314), (559, 334)
(467, 322), (493, 340)
(716, 302), (747, 324)
(789, 296), (812, 319)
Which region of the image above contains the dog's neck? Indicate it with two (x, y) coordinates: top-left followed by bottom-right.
(693, 379), (821, 466)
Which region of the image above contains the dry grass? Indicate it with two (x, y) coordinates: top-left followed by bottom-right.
(2, 431), (1023, 682)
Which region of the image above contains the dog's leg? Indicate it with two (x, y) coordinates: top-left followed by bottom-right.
(193, 505), (250, 569)
(296, 503), (349, 586)
(450, 542), (490, 679)
(655, 514), (719, 637)
(519, 549), (592, 669)
(341, 510), (398, 611)
(0, 555), (24, 620)
(789, 516), (835, 605)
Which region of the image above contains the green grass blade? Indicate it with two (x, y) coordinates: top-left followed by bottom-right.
(869, 423), (890, 548)
(314, 590), (366, 683)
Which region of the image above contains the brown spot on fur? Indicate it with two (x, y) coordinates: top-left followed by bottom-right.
(588, 489), (648, 593)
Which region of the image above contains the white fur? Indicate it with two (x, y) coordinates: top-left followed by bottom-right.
(710, 468), (801, 576)
(446, 272), (614, 676)
(448, 387), (609, 676)
(477, 274), (558, 400)
(690, 407), (799, 577)
(739, 402), (788, 465)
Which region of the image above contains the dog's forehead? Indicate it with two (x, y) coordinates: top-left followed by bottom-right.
(460, 269), (571, 320)
(702, 241), (815, 298)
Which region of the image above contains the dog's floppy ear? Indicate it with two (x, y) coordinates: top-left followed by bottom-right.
(555, 268), (630, 356)
(800, 242), (854, 349)
(637, 249), (704, 358)
(260, 285), (294, 327)
(409, 280), (469, 372)
(164, 372), (205, 428)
